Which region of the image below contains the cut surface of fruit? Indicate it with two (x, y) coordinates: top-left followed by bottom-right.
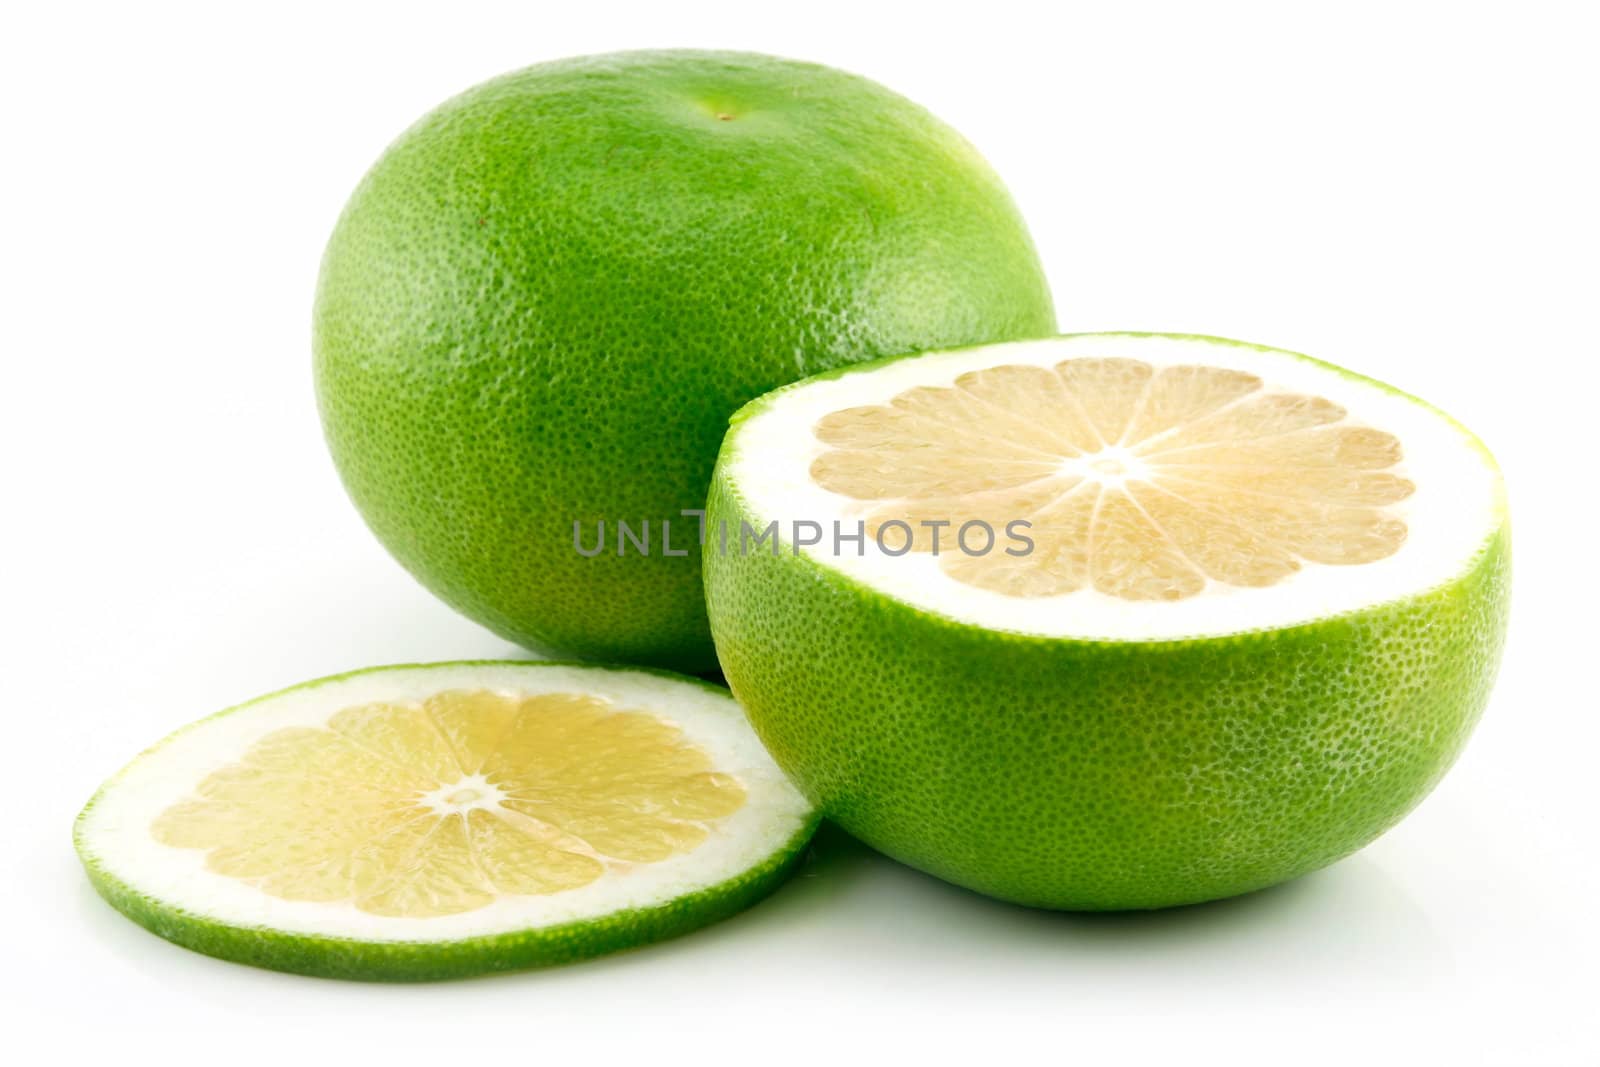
(810, 358), (1411, 598)
(705, 333), (1509, 910)
(76, 662), (816, 979)
(729, 333), (1501, 640)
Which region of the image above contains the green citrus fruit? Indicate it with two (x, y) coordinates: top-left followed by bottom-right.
(75, 661), (816, 980)
(705, 333), (1509, 910)
(313, 50), (1056, 672)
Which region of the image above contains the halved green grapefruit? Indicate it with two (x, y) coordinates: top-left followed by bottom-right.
(75, 662), (816, 979)
(705, 332), (1509, 910)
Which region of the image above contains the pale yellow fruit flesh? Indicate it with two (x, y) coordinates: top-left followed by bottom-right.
(809, 357), (1415, 600)
(151, 691), (747, 918)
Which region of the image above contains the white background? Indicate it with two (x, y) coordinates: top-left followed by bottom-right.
(4, 1), (1596, 1062)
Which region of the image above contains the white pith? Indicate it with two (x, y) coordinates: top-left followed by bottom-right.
(726, 334), (1505, 641)
(78, 663), (813, 943)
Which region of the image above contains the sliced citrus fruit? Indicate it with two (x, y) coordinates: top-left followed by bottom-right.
(75, 662), (816, 979)
(705, 332), (1509, 909)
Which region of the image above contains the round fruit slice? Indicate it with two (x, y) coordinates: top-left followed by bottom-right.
(75, 662), (817, 979)
(705, 332), (1508, 910)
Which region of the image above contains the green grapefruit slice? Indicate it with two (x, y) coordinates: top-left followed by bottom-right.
(705, 332), (1508, 909)
(75, 662), (816, 979)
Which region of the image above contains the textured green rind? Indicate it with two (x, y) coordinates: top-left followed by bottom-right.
(704, 336), (1510, 910)
(74, 661), (820, 981)
(313, 50), (1056, 674)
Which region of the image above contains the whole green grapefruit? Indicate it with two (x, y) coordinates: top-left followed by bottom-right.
(314, 50), (1056, 671)
(705, 333), (1509, 909)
